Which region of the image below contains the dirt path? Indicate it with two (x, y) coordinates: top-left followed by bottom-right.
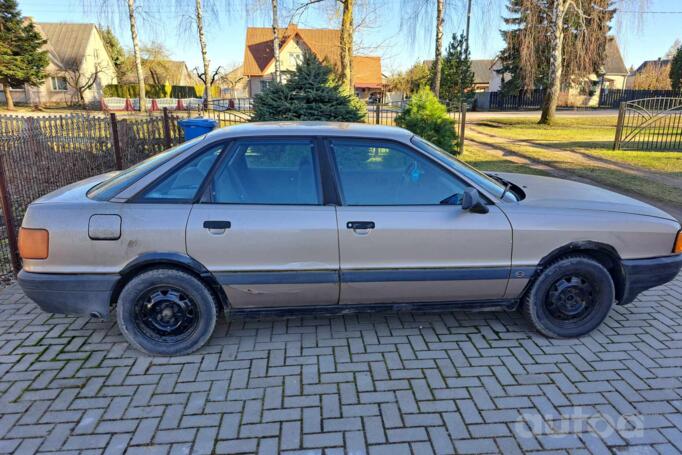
(465, 134), (682, 222)
(468, 125), (682, 192)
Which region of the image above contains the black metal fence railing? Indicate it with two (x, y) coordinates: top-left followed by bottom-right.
(614, 97), (682, 151)
(599, 89), (682, 108)
(488, 89), (546, 111)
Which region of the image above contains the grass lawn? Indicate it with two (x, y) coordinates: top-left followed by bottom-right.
(472, 116), (682, 177)
(459, 144), (549, 176)
(467, 116), (682, 206)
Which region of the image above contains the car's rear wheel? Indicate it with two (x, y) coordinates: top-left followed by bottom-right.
(117, 268), (217, 356)
(522, 256), (615, 338)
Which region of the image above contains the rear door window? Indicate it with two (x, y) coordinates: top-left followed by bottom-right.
(204, 139), (321, 205)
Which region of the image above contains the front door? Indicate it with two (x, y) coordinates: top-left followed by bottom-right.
(186, 138), (339, 308)
(327, 138), (513, 305)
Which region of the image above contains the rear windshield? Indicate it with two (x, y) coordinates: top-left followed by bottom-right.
(87, 136), (205, 201)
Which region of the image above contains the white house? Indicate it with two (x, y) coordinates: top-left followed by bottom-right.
(0, 22), (117, 107)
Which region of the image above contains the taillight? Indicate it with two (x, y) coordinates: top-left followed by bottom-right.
(18, 228), (49, 260)
(674, 230), (682, 254)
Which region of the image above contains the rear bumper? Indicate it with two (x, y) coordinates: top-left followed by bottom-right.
(17, 270), (119, 319)
(621, 254), (682, 304)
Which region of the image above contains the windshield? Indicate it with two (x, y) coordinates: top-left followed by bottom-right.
(410, 136), (518, 202)
(87, 136), (205, 201)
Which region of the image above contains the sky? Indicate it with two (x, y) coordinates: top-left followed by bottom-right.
(17, 0), (682, 75)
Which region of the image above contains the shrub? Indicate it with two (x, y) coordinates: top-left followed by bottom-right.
(395, 87), (459, 153)
(251, 51), (365, 122)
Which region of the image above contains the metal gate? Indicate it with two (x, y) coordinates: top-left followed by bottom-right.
(613, 97), (682, 151)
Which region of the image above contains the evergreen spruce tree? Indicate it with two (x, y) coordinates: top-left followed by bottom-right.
(439, 33), (474, 107)
(670, 46), (682, 93)
(251, 51), (365, 122)
(0, 0), (48, 109)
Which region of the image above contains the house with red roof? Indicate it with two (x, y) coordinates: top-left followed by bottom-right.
(242, 25), (383, 100)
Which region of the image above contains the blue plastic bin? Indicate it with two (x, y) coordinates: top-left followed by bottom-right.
(178, 118), (218, 141)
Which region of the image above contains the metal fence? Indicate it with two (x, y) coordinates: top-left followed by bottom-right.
(600, 89), (682, 109)
(613, 97), (682, 151)
(0, 109), (186, 279)
(488, 89), (546, 111)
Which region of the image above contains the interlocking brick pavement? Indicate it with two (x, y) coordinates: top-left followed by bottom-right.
(0, 275), (681, 454)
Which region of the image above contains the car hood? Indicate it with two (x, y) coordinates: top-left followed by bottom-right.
(494, 172), (676, 221)
(31, 172), (119, 205)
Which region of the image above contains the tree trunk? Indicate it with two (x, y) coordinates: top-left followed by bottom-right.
(127, 0), (146, 112)
(539, 0), (565, 125)
(2, 83), (14, 110)
(431, 0), (444, 98)
(196, 0), (210, 106)
(339, 0), (354, 93)
(271, 0), (281, 83)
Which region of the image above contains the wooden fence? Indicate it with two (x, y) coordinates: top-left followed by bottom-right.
(613, 97), (682, 151)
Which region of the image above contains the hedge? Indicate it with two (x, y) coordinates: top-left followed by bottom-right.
(103, 84), (197, 99)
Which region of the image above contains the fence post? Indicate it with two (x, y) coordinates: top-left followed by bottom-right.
(162, 107), (172, 148)
(613, 101), (625, 150)
(0, 155), (20, 274)
(110, 112), (123, 170)
(375, 104), (381, 125)
(459, 102), (467, 153)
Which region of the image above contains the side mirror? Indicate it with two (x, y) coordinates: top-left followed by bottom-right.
(462, 188), (489, 214)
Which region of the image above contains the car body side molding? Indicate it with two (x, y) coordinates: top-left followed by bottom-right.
(214, 267), (537, 285)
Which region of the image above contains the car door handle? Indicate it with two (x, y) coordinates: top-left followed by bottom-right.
(346, 221), (375, 230)
(203, 220), (231, 230)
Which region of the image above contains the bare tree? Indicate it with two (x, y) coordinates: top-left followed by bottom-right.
(61, 60), (106, 107)
(195, 0), (211, 104)
(272, 0), (282, 83)
(632, 61), (671, 90)
(83, 0), (149, 110)
(431, 0), (444, 97)
(127, 0), (146, 111)
(510, 0), (621, 124)
(339, 0), (354, 92)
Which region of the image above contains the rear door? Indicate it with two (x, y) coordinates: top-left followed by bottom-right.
(185, 138), (339, 308)
(326, 138), (513, 305)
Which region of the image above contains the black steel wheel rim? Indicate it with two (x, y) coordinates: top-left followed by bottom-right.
(134, 286), (199, 343)
(545, 274), (596, 323)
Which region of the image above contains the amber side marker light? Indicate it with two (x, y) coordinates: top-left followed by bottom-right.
(674, 230), (682, 254)
(18, 228), (49, 260)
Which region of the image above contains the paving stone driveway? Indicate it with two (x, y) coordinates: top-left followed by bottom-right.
(0, 275), (681, 455)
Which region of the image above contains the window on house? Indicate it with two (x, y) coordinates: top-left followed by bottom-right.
(51, 77), (68, 91)
(260, 80), (272, 91)
(290, 52), (304, 67)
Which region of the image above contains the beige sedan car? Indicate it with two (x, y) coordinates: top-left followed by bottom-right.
(17, 122), (682, 355)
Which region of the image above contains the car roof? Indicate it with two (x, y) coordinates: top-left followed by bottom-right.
(203, 121), (415, 141)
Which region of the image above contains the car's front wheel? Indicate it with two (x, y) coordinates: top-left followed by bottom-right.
(116, 268), (218, 356)
(522, 256), (615, 338)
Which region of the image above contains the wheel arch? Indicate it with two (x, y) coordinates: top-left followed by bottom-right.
(111, 252), (230, 310)
(531, 241), (626, 304)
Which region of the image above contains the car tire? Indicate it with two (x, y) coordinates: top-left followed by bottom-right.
(116, 268), (218, 356)
(522, 255), (615, 338)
